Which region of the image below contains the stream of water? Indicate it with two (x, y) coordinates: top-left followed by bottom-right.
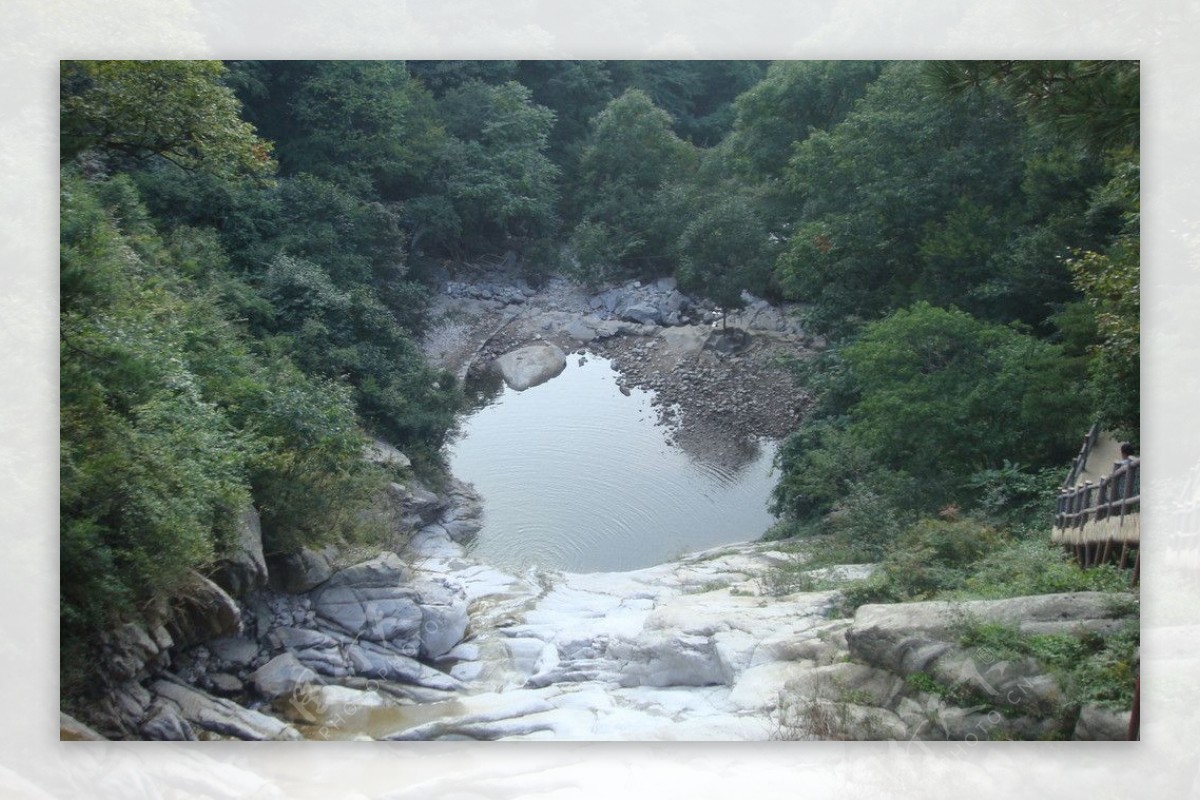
(445, 353), (778, 573)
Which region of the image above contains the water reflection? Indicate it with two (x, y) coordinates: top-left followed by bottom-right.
(446, 353), (778, 573)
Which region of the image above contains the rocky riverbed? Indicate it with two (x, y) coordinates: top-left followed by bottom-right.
(62, 265), (1136, 742)
(421, 264), (820, 465)
(66, 467), (1136, 742)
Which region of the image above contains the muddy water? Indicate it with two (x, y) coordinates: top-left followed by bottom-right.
(446, 353), (778, 573)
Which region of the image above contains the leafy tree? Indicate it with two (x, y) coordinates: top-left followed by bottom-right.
(843, 302), (1090, 499)
(775, 62), (1032, 333)
(727, 60), (882, 180)
(608, 60), (769, 146)
(61, 60), (273, 177)
(276, 61), (444, 200)
(676, 194), (775, 326)
(774, 302), (1090, 520)
(515, 60), (615, 168)
(1067, 157), (1140, 437)
(60, 173), (390, 625)
(925, 60), (1139, 435)
(429, 80), (560, 254)
(570, 89), (697, 280)
(923, 60), (1139, 154)
(406, 60), (519, 96)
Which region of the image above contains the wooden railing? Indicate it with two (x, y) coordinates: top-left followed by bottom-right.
(1062, 422), (1101, 490)
(1054, 458), (1140, 534)
(1052, 457), (1139, 583)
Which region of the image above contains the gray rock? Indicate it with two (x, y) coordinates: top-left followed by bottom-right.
(293, 646), (352, 678)
(363, 439), (412, 470)
(207, 636), (261, 670)
(388, 481), (445, 525)
(847, 593), (1136, 674)
(654, 276), (678, 292)
(442, 518), (482, 543)
(139, 699), (197, 741)
(101, 622), (162, 682)
(621, 302), (663, 326)
(268, 547), (334, 594)
(346, 642), (426, 682)
(207, 673), (244, 695)
(345, 643), (462, 691)
(612, 632), (726, 688)
(419, 601), (470, 660)
(167, 573), (242, 650)
(60, 712), (107, 741)
(598, 288), (626, 313)
(113, 681), (153, 724)
(209, 506), (269, 598)
(662, 289), (688, 314)
(1074, 704), (1132, 740)
(493, 343), (567, 391)
(311, 584), (424, 643)
(151, 677), (302, 740)
(270, 626), (341, 652)
(322, 552), (409, 590)
(563, 318), (598, 343)
(150, 624), (174, 651)
(929, 652), (1062, 715)
(249, 652), (321, 699)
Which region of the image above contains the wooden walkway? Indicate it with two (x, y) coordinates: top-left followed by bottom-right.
(1051, 424), (1139, 580)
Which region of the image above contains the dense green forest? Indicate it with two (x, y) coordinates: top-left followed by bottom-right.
(60, 60), (1138, 699)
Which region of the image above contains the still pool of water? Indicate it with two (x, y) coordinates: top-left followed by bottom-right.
(445, 353), (778, 573)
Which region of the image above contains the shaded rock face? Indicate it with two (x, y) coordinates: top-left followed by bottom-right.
(267, 547), (334, 594)
(150, 677), (302, 741)
(209, 506), (269, 598)
(167, 573), (242, 651)
(100, 622), (169, 683)
(306, 554), (469, 661)
(493, 343), (566, 391)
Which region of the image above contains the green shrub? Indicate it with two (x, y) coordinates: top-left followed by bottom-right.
(955, 538), (1130, 599)
(955, 618), (1138, 712)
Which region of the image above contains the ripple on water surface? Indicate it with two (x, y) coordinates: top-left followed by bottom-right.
(446, 353), (778, 573)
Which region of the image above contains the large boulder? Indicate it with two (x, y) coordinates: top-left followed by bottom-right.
(209, 506), (269, 598)
(621, 302), (663, 326)
(388, 481), (445, 528)
(363, 438), (412, 470)
(307, 555), (469, 660)
(206, 636), (261, 671)
(493, 343), (566, 391)
(99, 622), (165, 682)
(846, 593), (1135, 675)
(268, 547), (334, 594)
(151, 677), (302, 740)
(611, 632), (726, 688)
(411, 579), (470, 659)
(139, 699), (197, 741)
(1074, 704), (1133, 740)
(249, 652), (322, 699)
(309, 554), (423, 647)
(167, 573), (243, 651)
